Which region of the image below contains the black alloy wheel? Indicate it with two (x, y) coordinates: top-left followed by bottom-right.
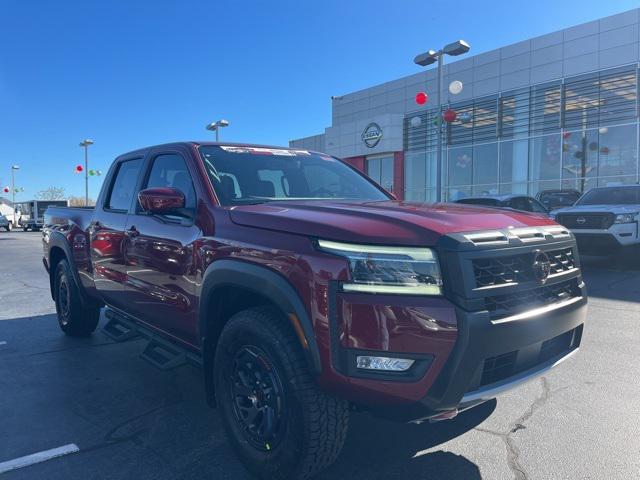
(228, 345), (286, 451)
(214, 306), (349, 480)
(54, 259), (100, 337)
(57, 275), (71, 326)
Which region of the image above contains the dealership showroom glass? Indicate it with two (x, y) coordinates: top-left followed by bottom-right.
(291, 9), (640, 202)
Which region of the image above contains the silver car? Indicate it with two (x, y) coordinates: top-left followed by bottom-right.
(0, 214), (12, 231)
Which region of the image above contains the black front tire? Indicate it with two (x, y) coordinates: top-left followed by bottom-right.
(54, 259), (100, 337)
(214, 306), (349, 480)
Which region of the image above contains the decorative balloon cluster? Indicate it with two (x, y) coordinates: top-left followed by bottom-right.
(414, 80), (469, 126)
(2, 186), (24, 194)
(561, 131), (611, 156)
(74, 165), (102, 176)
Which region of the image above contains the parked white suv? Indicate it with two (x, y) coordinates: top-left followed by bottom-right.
(550, 185), (640, 256)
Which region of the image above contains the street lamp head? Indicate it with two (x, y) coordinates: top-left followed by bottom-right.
(442, 39), (470, 57)
(414, 49), (438, 66)
(79, 139), (94, 147)
(11, 165), (20, 170)
(206, 119), (230, 131)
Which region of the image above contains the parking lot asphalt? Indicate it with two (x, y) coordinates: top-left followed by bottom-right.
(0, 231), (639, 479)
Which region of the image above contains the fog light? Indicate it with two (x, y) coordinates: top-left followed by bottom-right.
(356, 356), (415, 372)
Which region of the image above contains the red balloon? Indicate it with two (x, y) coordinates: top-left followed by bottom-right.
(3, 187), (9, 193)
(443, 109), (457, 123)
(415, 92), (428, 105)
(75, 165), (83, 172)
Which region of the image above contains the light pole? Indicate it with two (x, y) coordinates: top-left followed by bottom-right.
(79, 139), (94, 206)
(206, 119), (230, 142)
(11, 165), (19, 221)
(414, 40), (471, 202)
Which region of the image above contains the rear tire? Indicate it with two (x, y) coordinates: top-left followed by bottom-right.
(23, 226), (29, 232)
(54, 259), (100, 337)
(214, 306), (349, 480)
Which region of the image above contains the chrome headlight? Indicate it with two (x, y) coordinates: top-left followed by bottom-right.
(317, 239), (442, 295)
(614, 213), (638, 224)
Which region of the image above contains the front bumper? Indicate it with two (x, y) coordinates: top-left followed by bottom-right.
(573, 227), (639, 254)
(369, 289), (586, 422)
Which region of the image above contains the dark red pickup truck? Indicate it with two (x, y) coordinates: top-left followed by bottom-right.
(43, 142), (587, 479)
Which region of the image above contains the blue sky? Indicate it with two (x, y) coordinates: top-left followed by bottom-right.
(0, 0), (637, 200)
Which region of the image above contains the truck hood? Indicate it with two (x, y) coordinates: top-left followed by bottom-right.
(228, 200), (557, 246)
(552, 204), (640, 215)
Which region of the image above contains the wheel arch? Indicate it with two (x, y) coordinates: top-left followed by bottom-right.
(198, 259), (322, 406)
(47, 231), (88, 303)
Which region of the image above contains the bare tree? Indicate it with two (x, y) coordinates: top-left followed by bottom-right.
(36, 186), (66, 200)
(68, 196), (95, 207)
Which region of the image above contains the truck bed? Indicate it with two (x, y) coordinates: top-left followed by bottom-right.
(45, 206), (95, 232)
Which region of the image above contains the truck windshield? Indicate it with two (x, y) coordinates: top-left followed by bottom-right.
(576, 186), (640, 205)
(538, 191), (580, 208)
(198, 146), (390, 206)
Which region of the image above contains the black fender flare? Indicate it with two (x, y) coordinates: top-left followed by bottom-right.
(47, 231), (88, 303)
(198, 260), (322, 405)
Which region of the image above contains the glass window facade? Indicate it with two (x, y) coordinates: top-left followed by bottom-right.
(366, 155), (394, 193)
(404, 65), (640, 201)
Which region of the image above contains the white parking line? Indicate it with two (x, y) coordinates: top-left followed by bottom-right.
(0, 444), (79, 474)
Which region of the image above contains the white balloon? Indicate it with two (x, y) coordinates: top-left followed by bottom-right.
(410, 116), (422, 127)
(449, 80), (463, 95)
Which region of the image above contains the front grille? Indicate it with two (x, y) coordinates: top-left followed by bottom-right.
(556, 213), (615, 230)
(480, 351), (517, 386)
(477, 326), (581, 388)
(473, 247), (576, 288)
(485, 278), (580, 320)
(547, 247), (576, 275)
(539, 329), (575, 363)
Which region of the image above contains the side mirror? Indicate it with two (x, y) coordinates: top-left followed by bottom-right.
(138, 187), (185, 214)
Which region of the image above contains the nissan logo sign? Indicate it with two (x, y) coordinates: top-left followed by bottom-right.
(532, 250), (552, 283)
(361, 123), (383, 148)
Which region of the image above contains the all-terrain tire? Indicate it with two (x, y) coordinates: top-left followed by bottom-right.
(54, 259), (100, 337)
(214, 306), (349, 480)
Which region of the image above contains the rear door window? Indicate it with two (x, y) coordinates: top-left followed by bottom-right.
(106, 159), (143, 211)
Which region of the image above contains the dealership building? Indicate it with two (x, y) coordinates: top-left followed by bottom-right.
(290, 9), (640, 202)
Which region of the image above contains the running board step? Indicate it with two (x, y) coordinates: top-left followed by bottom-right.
(140, 341), (187, 370)
(103, 311), (140, 342)
(103, 308), (202, 370)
